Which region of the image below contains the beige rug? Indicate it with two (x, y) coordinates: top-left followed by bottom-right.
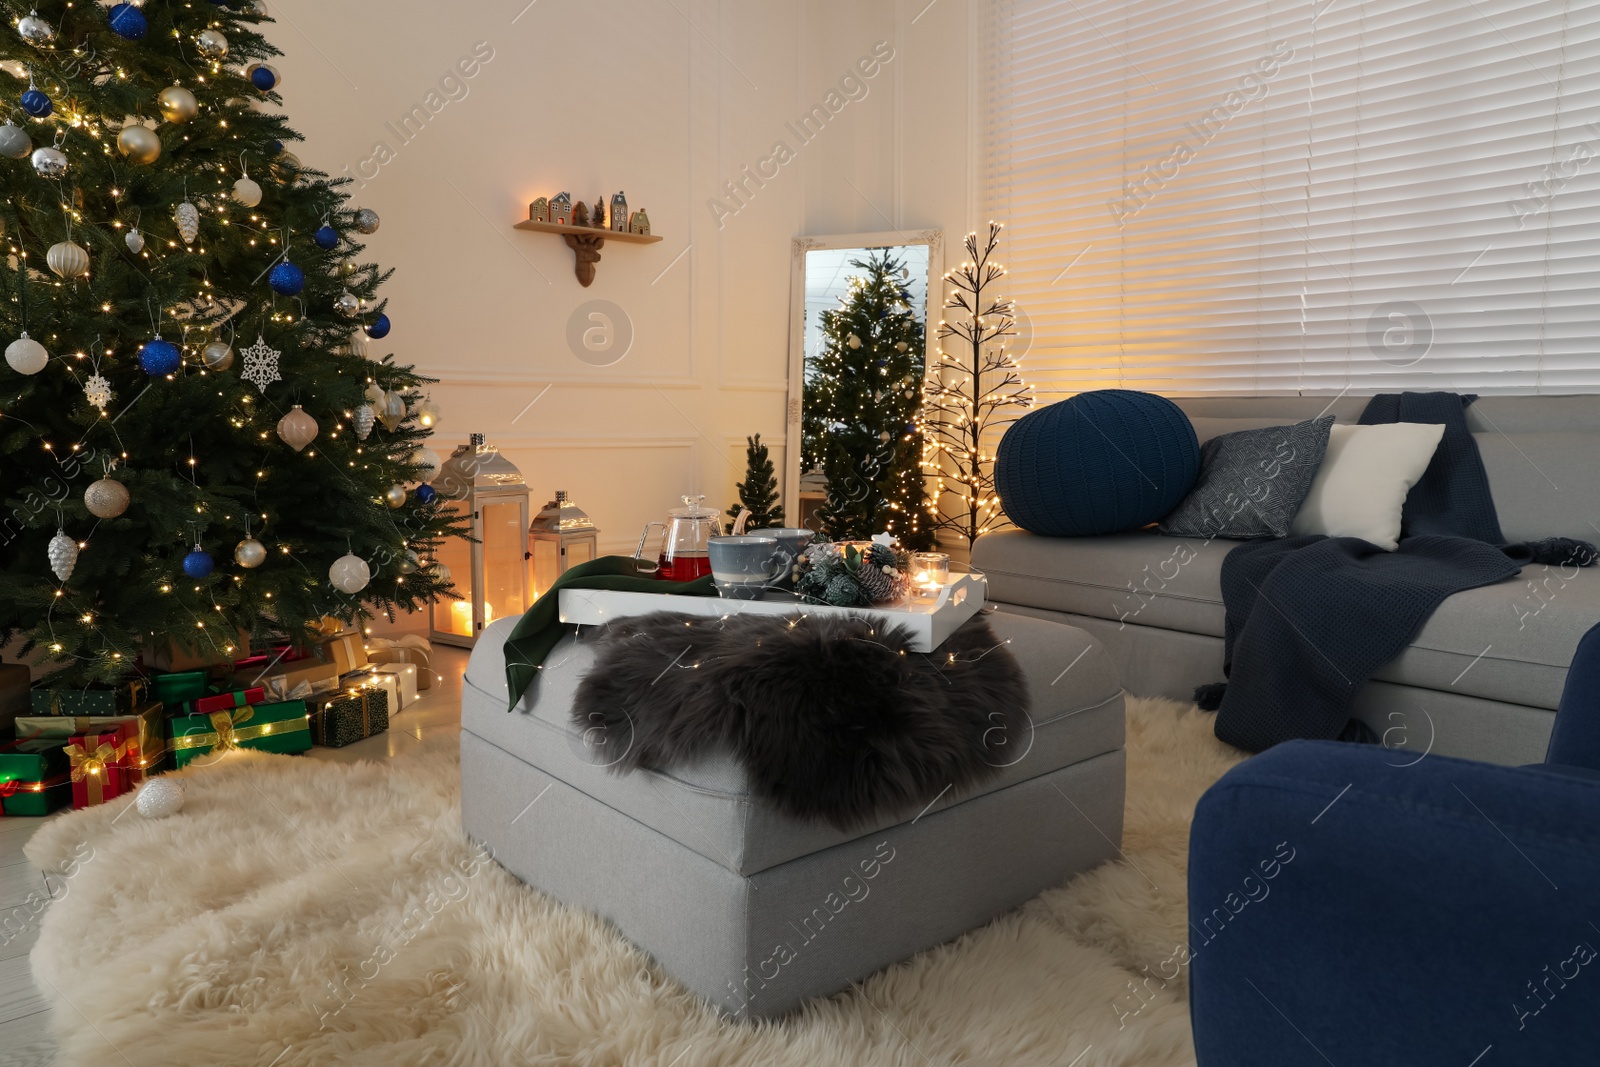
(26, 697), (1245, 1066)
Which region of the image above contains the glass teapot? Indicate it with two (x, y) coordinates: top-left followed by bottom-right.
(634, 495), (723, 581)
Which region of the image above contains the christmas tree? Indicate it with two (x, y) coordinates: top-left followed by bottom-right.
(726, 433), (784, 530)
(0, 3), (466, 686)
(801, 248), (933, 549)
(921, 223), (1035, 545)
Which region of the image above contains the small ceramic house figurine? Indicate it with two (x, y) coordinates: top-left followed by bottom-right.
(529, 196), (550, 223)
(610, 191), (629, 232)
(628, 209), (651, 236)
(549, 192), (573, 225)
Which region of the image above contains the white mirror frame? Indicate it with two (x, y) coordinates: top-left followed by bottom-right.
(784, 229), (944, 527)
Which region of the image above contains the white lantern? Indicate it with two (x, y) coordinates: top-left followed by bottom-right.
(428, 434), (531, 649)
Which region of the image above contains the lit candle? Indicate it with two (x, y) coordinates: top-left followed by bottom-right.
(913, 552), (950, 593)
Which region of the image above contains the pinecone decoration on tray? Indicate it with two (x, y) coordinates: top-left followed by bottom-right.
(795, 535), (912, 607)
(854, 561), (899, 603)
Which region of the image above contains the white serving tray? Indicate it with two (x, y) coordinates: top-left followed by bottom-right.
(558, 570), (987, 653)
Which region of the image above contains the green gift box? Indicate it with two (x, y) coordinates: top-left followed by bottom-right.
(0, 738), (72, 816)
(168, 700), (312, 768)
(151, 671), (209, 706)
(310, 686), (389, 748)
(28, 677), (151, 716)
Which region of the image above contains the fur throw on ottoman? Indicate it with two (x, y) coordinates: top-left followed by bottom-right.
(572, 612), (1030, 829)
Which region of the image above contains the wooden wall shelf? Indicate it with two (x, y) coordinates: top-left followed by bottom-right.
(513, 220), (663, 287)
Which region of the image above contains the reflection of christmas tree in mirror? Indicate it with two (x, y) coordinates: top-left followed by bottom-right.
(802, 248), (933, 549)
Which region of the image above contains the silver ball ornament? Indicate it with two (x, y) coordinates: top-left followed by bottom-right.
(31, 145), (67, 179)
(428, 561), (452, 585)
(397, 550), (419, 575)
(329, 553), (371, 594)
(234, 537), (266, 569)
(202, 341), (234, 370)
(196, 29), (229, 59)
(354, 209), (380, 234)
(84, 478), (130, 519)
(383, 484), (407, 509)
(6, 332), (48, 375)
(0, 121), (31, 159)
(18, 12), (55, 45)
(135, 777), (185, 819)
(334, 292), (360, 318)
(46, 240), (89, 279)
(232, 177), (262, 207)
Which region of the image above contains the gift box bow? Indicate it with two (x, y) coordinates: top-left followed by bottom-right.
(66, 735), (132, 806)
(207, 705), (254, 753)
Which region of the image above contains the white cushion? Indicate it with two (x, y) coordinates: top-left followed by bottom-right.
(1289, 423), (1445, 550)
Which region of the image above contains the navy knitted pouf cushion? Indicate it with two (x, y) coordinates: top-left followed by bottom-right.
(995, 389), (1200, 537)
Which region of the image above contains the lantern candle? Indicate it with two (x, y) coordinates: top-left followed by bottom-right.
(913, 552), (950, 594)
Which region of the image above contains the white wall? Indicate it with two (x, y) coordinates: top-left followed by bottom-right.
(271, 0), (976, 608)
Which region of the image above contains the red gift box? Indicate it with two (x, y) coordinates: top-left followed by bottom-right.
(231, 646), (309, 676)
(184, 686), (266, 717)
(65, 722), (137, 809)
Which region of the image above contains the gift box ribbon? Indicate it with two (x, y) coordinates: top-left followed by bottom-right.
(66, 737), (131, 806)
(171, 706), (310, 754)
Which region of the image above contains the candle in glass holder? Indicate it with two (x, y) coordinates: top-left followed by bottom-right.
(913, 552), (950, 594)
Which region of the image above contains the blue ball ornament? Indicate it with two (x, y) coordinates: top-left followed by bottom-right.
(138, 338), (182, 376)
(313, 224), (339, 250)
(266, 139), (283, 156)
(108, 3), (148, 39)
(268, 261), (304, 296)
(365, 314), (391, 339)
(249, 66), (278, 92)
(20, 89), (51, 118)
(416, 484), (437, 505)
(182, 548), (215, 579)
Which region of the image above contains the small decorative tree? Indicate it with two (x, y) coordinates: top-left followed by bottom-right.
(920, 223), (1034, 546)
(727, 434), (785, 529)
(803, 249), (933, 548)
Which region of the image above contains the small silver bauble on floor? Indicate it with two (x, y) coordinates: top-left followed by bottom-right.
(135, 777), (185, 819)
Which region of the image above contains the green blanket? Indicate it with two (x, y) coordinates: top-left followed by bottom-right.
(501, 555), (715, 710)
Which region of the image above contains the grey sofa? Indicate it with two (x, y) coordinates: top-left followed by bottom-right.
(972, 395), (1600, 766)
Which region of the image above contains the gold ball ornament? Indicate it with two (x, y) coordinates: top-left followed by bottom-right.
(116, 125), (161, 165)
(201, 341), (234, 370)
(272, 151), (300, 184)
(234, 537), (267, 569)
(383, 484), (407, 509)
(276, 404), (319, 452)
(46, 240), (89, 279)
(157, 86), (198, 123)
(84, 478), (130, 519)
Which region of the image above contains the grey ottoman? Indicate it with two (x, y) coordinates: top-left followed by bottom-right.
(460, 609), (1126, 1018)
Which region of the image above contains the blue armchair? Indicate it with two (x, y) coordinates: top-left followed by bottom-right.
(1188, 622), (1600, 1065)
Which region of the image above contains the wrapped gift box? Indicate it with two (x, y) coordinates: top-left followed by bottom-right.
(368, 663), (419, 710)
(340, 669), (401, 716)
(0, 738), (72, 816)
(66, 722), (137, 809)
(29, 677), (151, 716)
(145, 631), (250, 673)
(179, 686), (266, 718)
(15, 703), (170, 781)
(169, 700), (312, 768)
(230, 646), (309, 676)
(150, 671), (208, 707)
(366, 636), (433, 690)
(319, 633), (368, 676)
(310, 686), (389, 748)
(249, 661), (341, 703)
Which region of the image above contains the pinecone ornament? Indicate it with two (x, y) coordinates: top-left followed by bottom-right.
(854, 561), (899, 603)
(175, 198), (199, 245)
(824, 573), (864, 607)
(353, 403), (375, 440)
(48, 529), (78, 581)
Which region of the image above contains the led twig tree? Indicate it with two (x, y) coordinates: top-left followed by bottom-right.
(920, 223), (1034, 547)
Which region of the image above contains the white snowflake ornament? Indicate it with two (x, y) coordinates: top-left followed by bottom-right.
(85, 373), (112, 411)
(240, 334), (281, 394)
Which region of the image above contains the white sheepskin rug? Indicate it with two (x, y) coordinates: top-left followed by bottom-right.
(26, 697), (1245, 1066)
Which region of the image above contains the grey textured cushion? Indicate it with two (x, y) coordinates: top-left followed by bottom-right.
(1159, 415), (1334, 539)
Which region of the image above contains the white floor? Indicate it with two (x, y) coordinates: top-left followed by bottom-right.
(0, 646), (470, 1066)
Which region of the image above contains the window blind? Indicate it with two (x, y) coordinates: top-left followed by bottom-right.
(984, 0), (1600, 396)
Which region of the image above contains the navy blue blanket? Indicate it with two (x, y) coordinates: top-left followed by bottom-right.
(1209, 392), (1596, 752)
